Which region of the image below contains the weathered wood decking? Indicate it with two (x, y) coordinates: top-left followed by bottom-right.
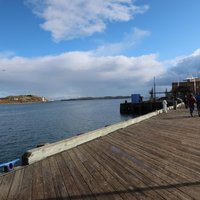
(1, 107), (200, 199)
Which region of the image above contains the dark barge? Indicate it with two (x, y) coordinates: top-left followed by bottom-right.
(120, 100), (175, 115)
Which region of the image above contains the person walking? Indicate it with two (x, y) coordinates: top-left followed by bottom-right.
(187, 93), (196, 117)
(195, 93), (200, 117)
(183, 95), (188, 108)
(162, 99), (168, 113)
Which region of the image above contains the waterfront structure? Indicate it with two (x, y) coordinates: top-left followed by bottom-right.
(120, 100), (174, 115)
(42, 96), (48, 102)
(172, 76), (200, 98)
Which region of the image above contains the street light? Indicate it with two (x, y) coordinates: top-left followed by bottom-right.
(194, 78), (196, 95)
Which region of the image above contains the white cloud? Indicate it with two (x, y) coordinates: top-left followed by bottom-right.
(94, 27), (150, 56)
(25, 0), (149, 41)
(157, 49), (200, 87)
(2, 47), (200, 99)
(0, 51), (163, 99)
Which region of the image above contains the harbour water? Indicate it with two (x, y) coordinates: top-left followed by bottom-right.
(0, 98), (131, 164)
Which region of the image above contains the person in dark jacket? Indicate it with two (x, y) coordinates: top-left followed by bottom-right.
(183, 95), (188, 108)
(195, 93), (200, 117)
(187, 93), (196, 117)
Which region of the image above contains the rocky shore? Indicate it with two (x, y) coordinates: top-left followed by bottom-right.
(0, 95), (48, 104)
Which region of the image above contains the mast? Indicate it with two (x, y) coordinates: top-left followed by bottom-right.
(154, 77), (156, 101)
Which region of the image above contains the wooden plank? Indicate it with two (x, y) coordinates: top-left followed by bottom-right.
(55, 153), (84, 200)
(84, 141), (151, 200)
(60, 151), (97, 200)
(86, 140), (167, 200)
(103, 134), (194, 199)
(0, 173), (14, 200)
(41, 158), (57, 199)
(73, 147), (124, 200)
(7, 169), (24, 200)
(68, 148), (114, 200)
(117, 129), (200, 178)
(56, 153), (84, 199)
(140, 114), (200, 140)
(118, 128), (192, 165)
(48, 155), (69, 199)
(95, 139), (180, 200)
(104, 132), (198, 199)
(109, 127), (200, 198)
(107, 131), (182, 177)
(0, 175), (4, 188)
(31, 162), (44, 200)
(116, 128), (198, 176)
(16, 165), (33, 200)
(124, 126), (200, 165)
(79, 144), (141, 200)
(102, 139), (186, 200)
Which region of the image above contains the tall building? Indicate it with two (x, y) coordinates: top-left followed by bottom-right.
(172, 77), (200, 98)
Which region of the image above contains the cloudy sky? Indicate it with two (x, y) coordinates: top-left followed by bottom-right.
(0, 0), (200, 99)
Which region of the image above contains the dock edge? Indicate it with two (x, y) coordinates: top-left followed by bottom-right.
(22, 103), (183, 165)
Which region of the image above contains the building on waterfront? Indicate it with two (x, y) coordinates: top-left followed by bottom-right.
(172, 76), (200, 98)
(42, 97), (47, 102)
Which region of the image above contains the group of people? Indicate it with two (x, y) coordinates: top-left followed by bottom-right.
(185, 93), (200, 117)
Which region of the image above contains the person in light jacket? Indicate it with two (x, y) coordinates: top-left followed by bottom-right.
(162, 99), (168, 113)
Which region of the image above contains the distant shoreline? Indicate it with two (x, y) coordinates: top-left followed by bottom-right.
(61, 96), (130, 101)
(0, 95), (131, 104)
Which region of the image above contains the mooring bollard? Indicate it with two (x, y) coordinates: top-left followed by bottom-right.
(173, 100), (177, 110)
(0, 158), (20, 172)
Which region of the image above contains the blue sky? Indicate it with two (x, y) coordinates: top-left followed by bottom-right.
(0, 0), (200, 99)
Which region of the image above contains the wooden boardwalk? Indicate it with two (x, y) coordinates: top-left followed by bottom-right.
(1, 107), (200, 199)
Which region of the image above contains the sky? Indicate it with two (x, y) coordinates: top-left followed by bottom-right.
(0, 0), (200, 99)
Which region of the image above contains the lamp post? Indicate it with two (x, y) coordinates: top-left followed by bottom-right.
(194, 78), (196, 95)
(153, 77), (156, 102)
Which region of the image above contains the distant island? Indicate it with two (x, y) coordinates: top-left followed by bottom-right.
(0, 95), (48, 104)
(61, 96), (130, 101)
(0, 95), (130, 104)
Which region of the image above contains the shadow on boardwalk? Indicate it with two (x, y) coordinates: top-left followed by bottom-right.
(37, 181), (200, 200)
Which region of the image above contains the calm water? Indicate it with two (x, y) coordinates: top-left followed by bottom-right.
(0, 99), (131, 164)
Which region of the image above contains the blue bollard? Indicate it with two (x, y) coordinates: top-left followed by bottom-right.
(0, 159), (20, 172)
